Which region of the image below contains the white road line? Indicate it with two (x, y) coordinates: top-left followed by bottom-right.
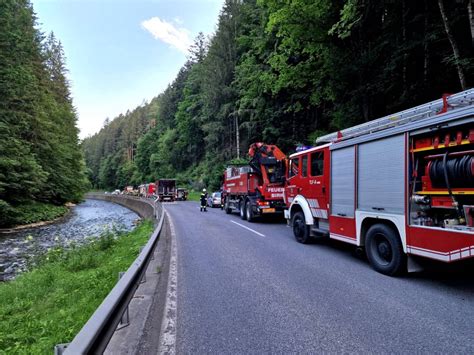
(230, 220), (265, 237)
(159, 210), (178, 354)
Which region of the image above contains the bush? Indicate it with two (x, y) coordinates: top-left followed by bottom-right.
(0, 199), (16, 226)
(0, 201), (69, 228)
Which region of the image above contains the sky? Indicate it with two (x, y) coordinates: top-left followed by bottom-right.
(32, 0), (225, 139)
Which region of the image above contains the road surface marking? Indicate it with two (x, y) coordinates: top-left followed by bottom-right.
(159, 210), (178, 354)
(230, 220), (265, 237)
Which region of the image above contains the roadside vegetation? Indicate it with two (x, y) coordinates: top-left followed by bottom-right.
(82, 1), (473, 192)
(0, 220), (154, 354)
(0, 1), (89, 227)
(0, 201), (69, 228)
(187, 190), (201, 202)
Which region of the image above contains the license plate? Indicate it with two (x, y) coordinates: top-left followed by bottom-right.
(262, 208), (276, 213)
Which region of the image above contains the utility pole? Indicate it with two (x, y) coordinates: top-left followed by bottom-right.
(469, 0), (474, 48)
(235, 112), (240, 159)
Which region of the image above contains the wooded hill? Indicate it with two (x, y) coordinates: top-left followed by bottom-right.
(0, 0), (88, 226)
(82, 0), (474, 191)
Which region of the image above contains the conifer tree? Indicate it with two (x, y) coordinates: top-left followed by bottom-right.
(0, 0), (88, 225)
(0, 0), (48, 214)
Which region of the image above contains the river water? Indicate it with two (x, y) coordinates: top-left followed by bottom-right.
(0, 199), (140, 281)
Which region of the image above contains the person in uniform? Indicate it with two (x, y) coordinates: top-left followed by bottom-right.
(200, 188), (208, 212)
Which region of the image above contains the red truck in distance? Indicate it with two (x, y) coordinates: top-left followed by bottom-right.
(146, 183), (156, 198)
(138, 183), (156, 198)
(222, 143), (287, 221)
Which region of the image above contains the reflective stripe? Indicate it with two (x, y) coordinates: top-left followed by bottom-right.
(307, 199), (320, 208)
(407, 245), (474, 262)
(311, 208), (328, 219)
(330, 233), (358, 245)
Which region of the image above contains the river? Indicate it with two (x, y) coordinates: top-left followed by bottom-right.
(0, 199), (140, 281)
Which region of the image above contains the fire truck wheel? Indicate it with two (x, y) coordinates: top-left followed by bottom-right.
(240, 200), (247, 220)
(246, 199), (255, 222)
(224, 199), (232, 214)
(365, 224), (406, 276)
(292, 212), (311, 244)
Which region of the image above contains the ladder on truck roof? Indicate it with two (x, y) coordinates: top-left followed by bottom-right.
(316, 88), (474, 144)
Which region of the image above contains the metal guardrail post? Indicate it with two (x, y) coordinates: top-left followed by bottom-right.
(54, 343), (69, 355)
(117, 272), (130, 330)
(138, 247), (147, 283)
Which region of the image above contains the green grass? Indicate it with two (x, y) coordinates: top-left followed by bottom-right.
(187, 190), (201, 201)
(0, 220), (154, 354)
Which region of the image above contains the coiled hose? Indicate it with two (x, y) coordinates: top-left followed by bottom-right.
(429, 155), (474, 188)
(429, 153), (473, 221)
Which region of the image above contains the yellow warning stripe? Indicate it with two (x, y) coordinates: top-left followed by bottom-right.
(411, 139), (472, 153)
(417, 190), (474, 195)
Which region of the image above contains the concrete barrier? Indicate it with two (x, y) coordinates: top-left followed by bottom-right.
(86, 193), (158, 220)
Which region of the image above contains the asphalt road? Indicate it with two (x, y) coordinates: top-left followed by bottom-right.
(164, 201), (474, 353)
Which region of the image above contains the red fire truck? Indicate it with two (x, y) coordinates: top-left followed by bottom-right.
(284, 89), (474, 275)
(223, 143), (287, 221)
(138, 183), (156, 198)
(146, 182), (156, 198)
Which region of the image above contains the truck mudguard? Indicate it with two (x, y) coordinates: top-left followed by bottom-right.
(289, 195), (314, 225)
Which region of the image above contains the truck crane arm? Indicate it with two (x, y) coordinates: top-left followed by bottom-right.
(248, 142), (287, 185)
(248, 142), (286, 161)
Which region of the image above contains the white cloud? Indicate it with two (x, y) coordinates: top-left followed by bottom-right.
(141, 17), (191, 54)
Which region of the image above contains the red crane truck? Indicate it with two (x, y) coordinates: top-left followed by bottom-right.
(284, 89), (474, 275)
(223, 143), (287, 221)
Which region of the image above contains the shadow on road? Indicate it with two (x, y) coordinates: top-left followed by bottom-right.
(302, 236), (474, 290)
(405, 258), (474, 290)
(256, 215), (287, 224)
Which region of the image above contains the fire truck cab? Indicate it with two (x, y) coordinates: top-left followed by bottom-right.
(285, 144), (331, 238)
(285, 89), (474, 275)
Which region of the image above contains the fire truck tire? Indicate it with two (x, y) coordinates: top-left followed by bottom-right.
(292, 212), (311, 244)
(365, 224), (406, 276)
(240, 200), (247, 220)
(224, 199), (232, 214)
(245, 199), (255, 222)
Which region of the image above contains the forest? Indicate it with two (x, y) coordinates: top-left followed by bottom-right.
(1, 1), (470, 224)
(0, 0), (88, 226)
(82, 0), (474, 192)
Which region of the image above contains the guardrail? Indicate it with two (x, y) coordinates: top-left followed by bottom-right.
(55, 196), (164, 354)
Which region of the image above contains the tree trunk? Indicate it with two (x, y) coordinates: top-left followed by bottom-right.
(423, 0), (429, 86)
(438, 0), (468, 90)
(235, 113), (240, 159)
(362, 94), (370, 122)
(468, 0), (474, 48)
(402, 0), (407, 94)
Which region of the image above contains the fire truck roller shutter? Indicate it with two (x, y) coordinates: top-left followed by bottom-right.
(331, 146), (356, 217)
(358, 134), (405, 215)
